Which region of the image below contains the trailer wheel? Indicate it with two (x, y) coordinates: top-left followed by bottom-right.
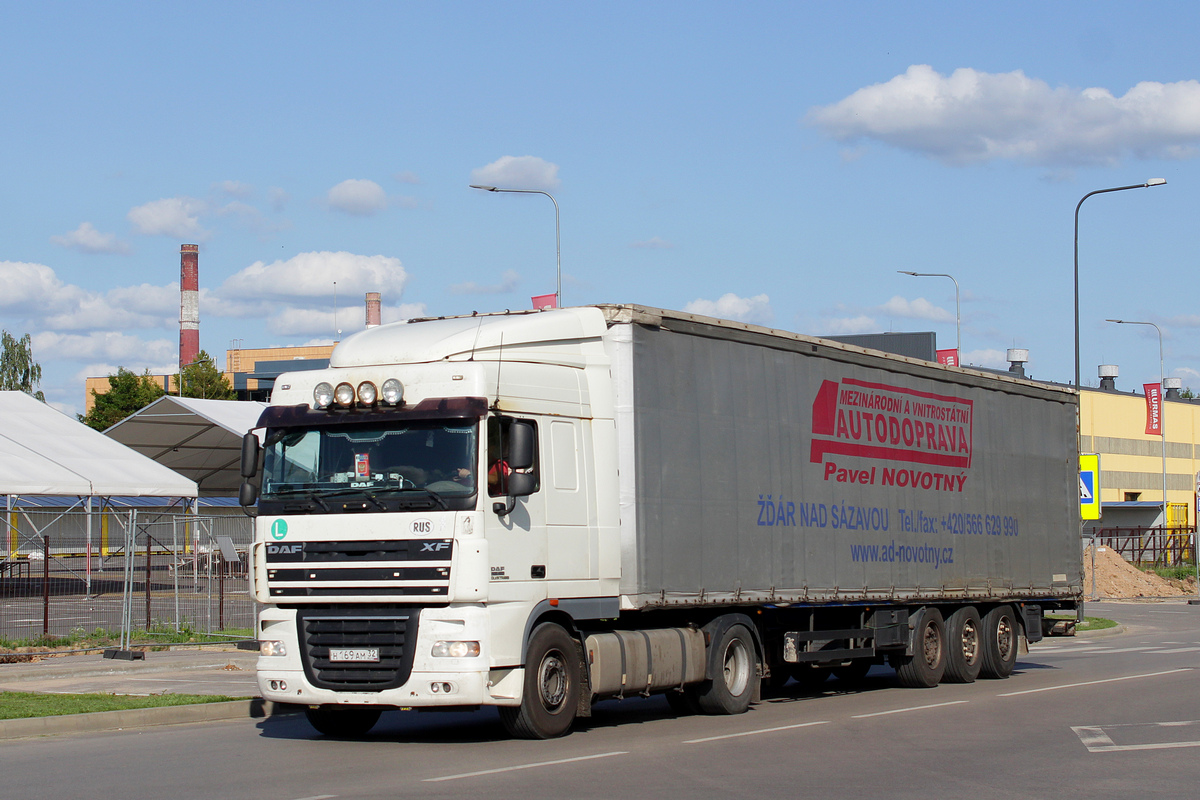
(696, 624), (756, 715)
(891, 608), (946, 688)
(979, 605), (1018, 679)
(499, 623), (580, 739)
(943, 606), (982, 683)
(304, 706), (382, 738)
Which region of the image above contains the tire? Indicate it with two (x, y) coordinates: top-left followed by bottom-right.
(832, 659), (872, 685)
(695, 624), (757, 715)
(943, 606), (983, 684)
(498, 623), (581, 739)
(979, 605), (1019, 679)
(304, 706), (382, 738)
(892, 608), (946, 688)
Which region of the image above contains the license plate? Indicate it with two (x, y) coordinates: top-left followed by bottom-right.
(328, 647), (380, 663)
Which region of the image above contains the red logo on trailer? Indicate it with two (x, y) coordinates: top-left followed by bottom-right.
(810, 378), (973, 469)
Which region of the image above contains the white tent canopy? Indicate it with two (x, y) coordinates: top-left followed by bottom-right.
(0, 391), (198, 498)
(103, 395), (267, 496)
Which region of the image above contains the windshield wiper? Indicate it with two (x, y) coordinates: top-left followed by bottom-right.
(394, 488), (449, 510)
(311, 487), (388, 511)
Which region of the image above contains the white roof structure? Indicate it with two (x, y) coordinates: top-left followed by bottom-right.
(0, 391), (198, 498)
(103, 395), (267, 496)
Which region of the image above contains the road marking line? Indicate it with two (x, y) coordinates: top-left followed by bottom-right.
(999, 668), (1189, 696)
(423, 752), (628, 782)
(1155, 647), (1200, 653)
(851, 700), (968, 719)
(291, 795), (338, 800)
(1086, 646), (1163, 653)
(1073, 721), (1200, 752)
(1072, 726), (1116, 750)
(684, 720), (830, 744)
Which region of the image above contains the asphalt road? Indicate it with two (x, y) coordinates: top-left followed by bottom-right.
(3, 601), (1198, 800)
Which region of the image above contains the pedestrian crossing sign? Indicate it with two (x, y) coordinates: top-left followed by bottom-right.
(1080, 453), (1100, 520)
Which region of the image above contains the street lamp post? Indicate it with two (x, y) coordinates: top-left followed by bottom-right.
(1106, 319), (1192, 587)
(470, 184), (561, 308)
(1074, 179), (1166, 391)
(898, 271), (960, 358)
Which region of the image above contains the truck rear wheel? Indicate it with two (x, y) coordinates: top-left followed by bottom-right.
(891, 607), (946, 688)
(979, 605), (1018, 679)
(696, 624), (756, 714)
(943, 606), (982, 683)
(499, 622), (580, 739)
(304, 706), (382, 738)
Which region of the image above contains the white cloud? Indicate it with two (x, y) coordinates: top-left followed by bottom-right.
(268, 187), (290, 212)
(127, 196), (211, 239)
(819, 315), (879, 335)
(961, 348), (1009, 369)
(34, 331), (175, 363)
(382, 303), (426, 323)
(878, 295), (956, 323)
(214, 180), (254, 198)
(684, 293), (773, 325)
(470, 156), (561, 192)
(631, 237), (673, 249)
(449, 269), (520, 295)
(50, 222), (131, 255)
(808, 65), (1200, 166)
(0, 261), (81, 309)
(218, 251), (408, 301)
(327, 179), (388, 216)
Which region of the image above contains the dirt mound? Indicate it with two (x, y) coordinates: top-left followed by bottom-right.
(1083, 545), (1197, 598)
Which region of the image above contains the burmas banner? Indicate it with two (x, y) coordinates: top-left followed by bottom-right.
(1144, 382), (1162, 435)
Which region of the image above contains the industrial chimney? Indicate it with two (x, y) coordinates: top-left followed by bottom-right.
(1006, 349), (1028, 379)
(180, 244), (200, 368)
(365, 292), (381, 328)
(1163, 377), (1182, 400)
(1098, 364), (1118, 392)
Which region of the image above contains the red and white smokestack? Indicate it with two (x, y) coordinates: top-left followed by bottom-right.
(365, 292), (381, 328)
(180, 244), (200, 367)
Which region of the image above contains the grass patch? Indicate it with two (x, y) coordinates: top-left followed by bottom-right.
(0, 691), (243, 720)
(0, 624), (253, 652)
(1047, 615), (1117, 631)
(1144, 565), (1197, 582)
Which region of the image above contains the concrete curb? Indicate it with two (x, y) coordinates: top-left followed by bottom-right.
(0, 698), (301, 740)
(0, 659), (254, 684)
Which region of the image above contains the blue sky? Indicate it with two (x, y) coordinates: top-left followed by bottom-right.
(3, 1), (1199, 415)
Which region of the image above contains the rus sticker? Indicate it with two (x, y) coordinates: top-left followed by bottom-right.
(355, 452), (370, 478)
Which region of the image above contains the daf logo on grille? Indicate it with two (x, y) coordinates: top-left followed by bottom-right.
(420, 542), (451, 552)
(267, 544), (302, 554)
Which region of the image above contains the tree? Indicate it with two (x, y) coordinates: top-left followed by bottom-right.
(0, 330), (45, 402)
(1181, 387), (1196, 400)
(80, 368), (166, 430)
(174, 350), (235, 400)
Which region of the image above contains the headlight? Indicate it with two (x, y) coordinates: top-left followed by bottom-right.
(260, 640), (287, 657)
(381, 378), (403, 405)
(313, 382), (334, 409)
(431, 640), (480, 658)
(334, 382), (355, 407)
(357, 381), (378, 405)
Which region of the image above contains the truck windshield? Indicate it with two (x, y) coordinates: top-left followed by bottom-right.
(259, 420), (477, 513)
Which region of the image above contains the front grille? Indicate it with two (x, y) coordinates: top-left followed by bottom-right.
(298, 607), (419, 691)
(265, 539), (453, 601)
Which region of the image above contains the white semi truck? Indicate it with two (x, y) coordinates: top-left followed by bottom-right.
(239, 304), (1082, 738)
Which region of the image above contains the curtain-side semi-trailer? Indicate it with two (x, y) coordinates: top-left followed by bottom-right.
(239, 304), (1082, 739)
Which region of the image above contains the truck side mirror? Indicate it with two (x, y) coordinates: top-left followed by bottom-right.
(508, 421), (535, 471)
(240, 432), (260, 478)
(239, 481), (259, 507)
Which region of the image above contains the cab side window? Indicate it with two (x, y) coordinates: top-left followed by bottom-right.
(487, 416), (538, 497)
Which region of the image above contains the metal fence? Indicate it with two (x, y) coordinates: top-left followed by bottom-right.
(1093, 525), (1198, 568)
(1, 508), (254, 643)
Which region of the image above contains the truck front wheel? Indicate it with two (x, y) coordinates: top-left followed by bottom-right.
(979, 605), (1018, 679)
(500, 623), (581, 739)
(891, 607), (946, 688)
(696, 624), (757, 714)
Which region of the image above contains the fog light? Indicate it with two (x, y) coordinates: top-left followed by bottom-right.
(313, 382), (334, 409)
(260, 640), (287, 657)
(431, 640), (480, 658)
(334, 382), (355, 407)
(381, 378), (403, 405)
(357, 381), (377, 405)
(279, 680), (287, 691)
(430, 682), (453, 694)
